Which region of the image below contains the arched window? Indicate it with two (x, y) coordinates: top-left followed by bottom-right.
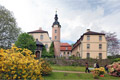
(40, 35), (43, 40)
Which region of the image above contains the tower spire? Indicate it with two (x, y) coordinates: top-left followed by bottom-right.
(55, 10), (57, 14)
(52, 10), (61, 27)
(54, 11), (58, 21)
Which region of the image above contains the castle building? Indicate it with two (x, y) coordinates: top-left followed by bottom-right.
(28, 12), (107, 59)
(52, 12), (61, 57)
(28, 28), (52, 52)
(72, 29), (107, 59)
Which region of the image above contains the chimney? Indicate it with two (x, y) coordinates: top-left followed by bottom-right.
(39, 27), (42, 30)
(87, 29), (90, 32)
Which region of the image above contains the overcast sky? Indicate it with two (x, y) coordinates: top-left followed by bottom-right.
(0, 0), (120, 44)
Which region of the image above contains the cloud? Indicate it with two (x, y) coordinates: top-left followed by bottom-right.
(0, 0), (120, 44)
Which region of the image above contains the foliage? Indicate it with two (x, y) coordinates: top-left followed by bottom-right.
(69, 55), (80, 60)
(44, 72), (120, 80)
(112, 58), (120, 62)
(92, 70), (99, 79)
(41, 46), (49, 58)
(0, 5), (21, 49)
(40, 59), (52, 76)
(0, 46), (43, 80)
(108, 61), (120, 77)
(92, 67), (106, 79)
(101, 31), (120, 56)
(108, 55), (120, 60)
(49, 42), (55, 58)
(41, 42), (55, 58)
(15, 33), (36, 54)
(51, 65), (85, 72)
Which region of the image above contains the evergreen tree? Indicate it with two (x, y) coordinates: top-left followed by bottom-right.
(41, 45), (48, 58)
(49, 42), (55, 58)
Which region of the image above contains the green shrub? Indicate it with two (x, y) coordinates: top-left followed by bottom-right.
(40, 59), (52, 76)
(112, 58), (120, 62)
(69, 55), (80, 60)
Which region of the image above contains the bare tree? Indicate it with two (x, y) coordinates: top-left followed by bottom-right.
(101, 31), (120, 56)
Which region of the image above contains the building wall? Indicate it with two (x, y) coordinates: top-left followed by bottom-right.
(72, 45), (80, 56)
(60, 51), (71, 58)
(52, 25), (60, 57)
(52, 26), (60, 41)
(82, 35), (107, 59)
(29, 33), (52, 51)
(82, 52), (107, 59)
(72, 35), (107, 59)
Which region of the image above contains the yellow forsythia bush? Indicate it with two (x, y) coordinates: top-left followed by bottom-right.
(40, 59), (52, 76)
(0, 46), (44, 80)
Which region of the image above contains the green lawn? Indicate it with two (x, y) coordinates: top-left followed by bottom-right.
(51, 65), (87, 72)
(44, 72), (120, 80)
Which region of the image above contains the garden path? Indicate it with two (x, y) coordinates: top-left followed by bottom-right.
(52, 70), (87, 73)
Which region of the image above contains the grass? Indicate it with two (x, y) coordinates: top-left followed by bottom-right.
(43, 72), (120, 80)
(51, 65), (88, 72)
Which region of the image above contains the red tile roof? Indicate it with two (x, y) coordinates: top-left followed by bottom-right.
(60, 43), (72, 51)
(28, 29), (48, 33)
(60, 43), (71, 47)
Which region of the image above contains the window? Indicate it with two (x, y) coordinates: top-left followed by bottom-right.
(87, 44), (90, 49)
(55, 30), (57, 33)
(99, 53), (102, 59)
(67, 52), (69, 55)
(87, 36), (90, 40)
(99, 36), (102, 41)
(45, 44), (48, 49)
(87, 53), (90, 58)
(66, 47), (68, 50)
(55, 36), (57, 39)
(40, 35), (43, 40)
(99, 44), (102, 49)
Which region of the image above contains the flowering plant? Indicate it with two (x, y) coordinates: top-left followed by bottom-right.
(108, 61), (120, 77)
(92, 69), (99, 79)
(92, 67), (105, 79)
(94, 67), (105, 75)
(0, 45), (52, 80)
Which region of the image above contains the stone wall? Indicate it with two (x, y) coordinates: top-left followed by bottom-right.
(45, 58), (112, 67)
